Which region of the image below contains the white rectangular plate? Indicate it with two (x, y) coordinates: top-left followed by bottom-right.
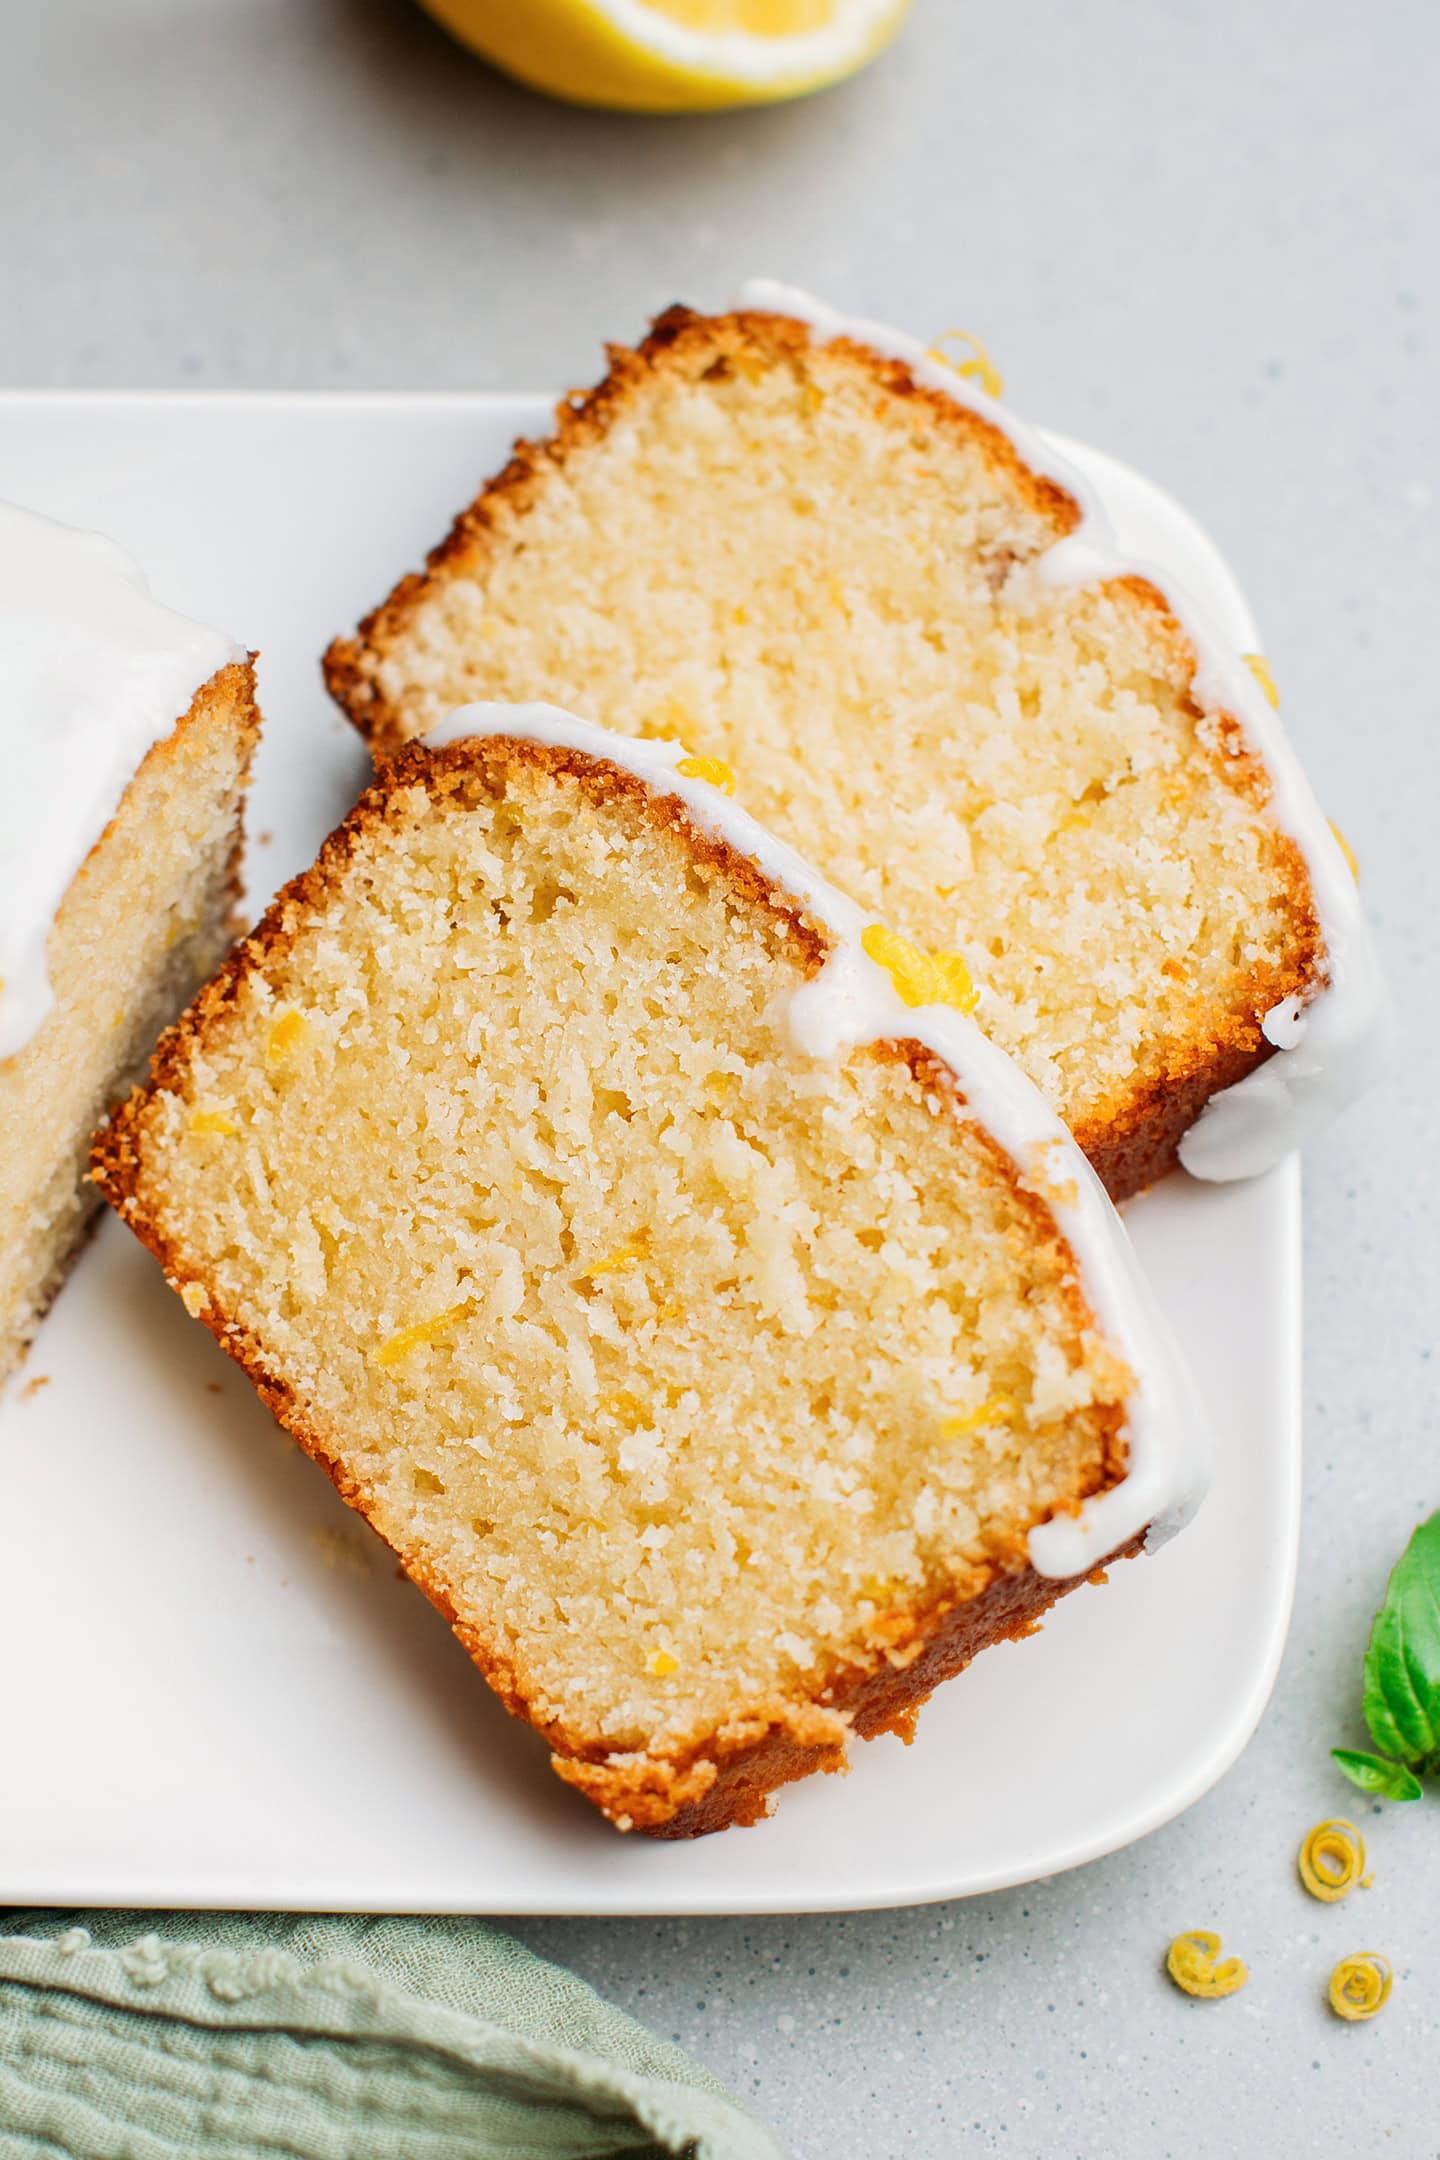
(0, 394), (1299, 1914)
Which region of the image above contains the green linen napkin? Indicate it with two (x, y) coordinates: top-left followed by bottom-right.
(0, 1909), (788, 2160)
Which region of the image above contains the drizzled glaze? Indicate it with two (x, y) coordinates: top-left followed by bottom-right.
(0, 500), (241, 1061)
(736, 281), (1388, 1182)
(424, 700), (1210, 1581)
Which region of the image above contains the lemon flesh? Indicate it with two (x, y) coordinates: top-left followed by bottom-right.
(419, 0), (911, 112)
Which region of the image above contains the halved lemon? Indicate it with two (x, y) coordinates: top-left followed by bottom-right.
(418, 0), (911, 112)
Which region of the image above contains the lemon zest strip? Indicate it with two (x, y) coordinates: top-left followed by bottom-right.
(1243, 653), (1280, 708)
(676, 754), (737, 796)
(266, 1008), (307, 1066)
(1298, 1818), (1367, 1903)
(371, 1299), (475, 1368)
(941, 1395), (1017, 1439)
(928, 329), (1004, 400)
(577, 1231), (651, 1282)
(1329, 818), (1360, 881)
(1165, 1930), (1248, 1999)
(862, 924), (978, 1013)
(647, 1649), (679, 1678)
(1329, 1952), (1392, 2021)
(188, 1109), (237, 1137)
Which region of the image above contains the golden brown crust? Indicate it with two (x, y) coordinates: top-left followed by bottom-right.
(92, 732), (1135, 1838)
(561, 1534), (1145, 1839)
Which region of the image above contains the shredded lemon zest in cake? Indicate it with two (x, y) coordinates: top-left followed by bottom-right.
(676, 754), (737, 796)
(1298, 1818), (1367, 1902)
(266, 1009), (307, 1065)
(942, 1395), (1017, 1439)
(647, 1648), (679, 1678)
(862, 924), (979, 1013)
(638, 700), (693, 744)
(1329, 1952), (1392, 2021)
(1165, 1930), (1248, 1999)
(928, 329), (1004, 400)
(1329, 819), (1360, 881)
(578, 1231), (651, 1281)
(188, 1109), (237, 1137)
(1243, 653), (1280, 708)
(371, 1298), (475, 1367)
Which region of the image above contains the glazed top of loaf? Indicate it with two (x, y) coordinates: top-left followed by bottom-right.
(0, 498), (241, 1061)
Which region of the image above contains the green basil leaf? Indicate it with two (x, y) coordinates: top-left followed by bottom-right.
(1331, 1747), (1423, 1801)
(1361, 1510), (1440, 1766)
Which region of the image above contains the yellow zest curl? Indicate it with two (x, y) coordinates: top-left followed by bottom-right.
(1298, 1818), (1367, 1903)
(266, 1009), (307, 1066)
(371, 1299), (474, 1368)
(188, 1109), (237, 1137)
(1329, 819), (1360, 881)
(1243, 653), (1280, 708)
(1329, 1953), (1393, 2021)
(862, 924), (978, 1014)
(1165, 1930), (1248, 1999)
(578, 1231), (651, 1282)
(647, 1649), (679, 1679)
(676, 754), (737, 796)
(942, 1395), (1017, 1439)
(929, 329), (1004, 400)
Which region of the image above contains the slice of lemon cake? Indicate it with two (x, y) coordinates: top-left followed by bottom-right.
(0, 500), (259, 1383)
(94, 704), (1203, 1837)
(324, 284), (1384, 1200)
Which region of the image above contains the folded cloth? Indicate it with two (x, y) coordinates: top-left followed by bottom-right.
(0, 1910), (788, 2160)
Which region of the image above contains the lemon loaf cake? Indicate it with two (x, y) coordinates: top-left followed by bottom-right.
(325, 284), (1384, 1200)
(0, 500), (258, 1383)
(94, 704), (1203, 1837)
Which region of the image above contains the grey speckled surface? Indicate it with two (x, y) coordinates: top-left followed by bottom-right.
(4, 1), (1438, 2152)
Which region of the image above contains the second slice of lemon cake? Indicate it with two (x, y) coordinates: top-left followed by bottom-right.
(94, 705), (1203, 1836)
(325, 285), (1384, 1199)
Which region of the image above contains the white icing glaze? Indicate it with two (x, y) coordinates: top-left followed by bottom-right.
(0, 499), (242, 1061)
(424, 699), (1211, 1580)
(737, 280), (1389, 1182)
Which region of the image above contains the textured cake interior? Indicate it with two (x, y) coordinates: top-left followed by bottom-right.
(106, 748), (1128, 1759)
(337, 323), (1318, 1149)
(0, 662), (256, 1382)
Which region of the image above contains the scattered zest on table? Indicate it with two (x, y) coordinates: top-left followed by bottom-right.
(1332, 1509), (1440, 1805)
(1328, 1953), (1394, 2022)
(1297, 1819), (1369, 1903)
(1165, 1930), (1247, 1999)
